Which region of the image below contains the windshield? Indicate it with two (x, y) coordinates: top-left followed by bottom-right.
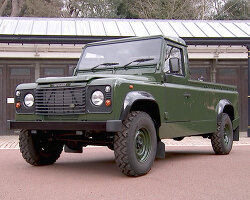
(78, 38), (162, 71)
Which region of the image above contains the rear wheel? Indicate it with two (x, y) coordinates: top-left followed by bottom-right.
(19, 130), (63, 166)
(211, 113), (233, 155)
(114, 111), (157, 176)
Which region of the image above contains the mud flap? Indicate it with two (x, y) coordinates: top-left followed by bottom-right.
(155, 141), (165, 159)
(64, 145), (83, 153)
(233, 127), (239, 141)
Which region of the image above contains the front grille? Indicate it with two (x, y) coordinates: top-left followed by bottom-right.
(35, 86), (86, 115)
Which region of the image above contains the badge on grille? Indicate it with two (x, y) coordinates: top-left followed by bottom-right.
(51, 83), (68, 87)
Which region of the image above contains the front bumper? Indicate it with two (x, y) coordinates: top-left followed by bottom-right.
(8, 120), (122, 132)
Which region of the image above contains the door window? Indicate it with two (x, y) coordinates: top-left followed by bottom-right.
(164, 45), (183, 76)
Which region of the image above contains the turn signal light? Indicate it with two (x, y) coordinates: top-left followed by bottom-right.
(105, 99), (111, 107)
(129, 85), (134, 89)
(16, 102), (21, 109)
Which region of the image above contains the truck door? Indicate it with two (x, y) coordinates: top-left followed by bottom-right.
(163, 45), (190, 122)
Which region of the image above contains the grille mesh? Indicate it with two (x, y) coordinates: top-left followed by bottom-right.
(35, 86), (86, 115)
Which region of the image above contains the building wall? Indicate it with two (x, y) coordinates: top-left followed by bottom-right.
(0, 59), (78, 135)
(0, 57), (248, 135)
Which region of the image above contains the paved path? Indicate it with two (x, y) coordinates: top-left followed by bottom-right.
(1, 132), (249, 149)
(1, 146), (250, 200)
(0, 136), (19, 149)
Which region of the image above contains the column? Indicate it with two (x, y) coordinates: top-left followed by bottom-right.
(248, 45), (250, 137)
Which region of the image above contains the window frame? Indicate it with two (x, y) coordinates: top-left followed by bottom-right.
(163, 43), (185, 77)
(10, 68), (31, 76)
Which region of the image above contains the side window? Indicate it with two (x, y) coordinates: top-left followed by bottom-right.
(164, 45), (183, 75)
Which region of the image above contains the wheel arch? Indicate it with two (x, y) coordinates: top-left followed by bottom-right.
(216, 99), (235, 122)
(119, 91), (161, 129)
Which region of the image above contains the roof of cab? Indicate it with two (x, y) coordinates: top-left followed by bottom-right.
(85, 35), (186, 47)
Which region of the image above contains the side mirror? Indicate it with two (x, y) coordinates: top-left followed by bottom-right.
(169, 58), (180, 73)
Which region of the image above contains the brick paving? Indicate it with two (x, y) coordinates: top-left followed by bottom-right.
(0, 136), (19, 149)
(0, 132), (249, 149)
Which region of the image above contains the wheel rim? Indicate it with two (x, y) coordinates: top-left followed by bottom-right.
(135, 128), (151, 163)
(33, 136), (56, 158)
(223, 124), (231, 146)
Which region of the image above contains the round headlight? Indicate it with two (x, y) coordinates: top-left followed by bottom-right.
(24, 94), (34, 107)
(91, 91), (104, 106)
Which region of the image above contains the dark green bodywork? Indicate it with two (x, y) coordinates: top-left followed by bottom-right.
(14, 35), (239, 140)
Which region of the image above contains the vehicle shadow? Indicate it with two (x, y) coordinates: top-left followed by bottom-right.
(52, 155), (121, 177)
(27, 148), (215, 177)
(157, 148), (215, 162)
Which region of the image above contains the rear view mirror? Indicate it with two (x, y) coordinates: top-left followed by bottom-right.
(169, 58), (180, 73)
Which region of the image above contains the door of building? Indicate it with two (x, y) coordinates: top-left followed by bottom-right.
(5, 66), (35, 134)
(216, 67), (246, 131)
(240, 68), (248, 131)
(0, 65), (5, 135)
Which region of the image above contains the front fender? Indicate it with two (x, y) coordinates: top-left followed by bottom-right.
(216, 99), (233, 122)
(119, 91), (156, 120)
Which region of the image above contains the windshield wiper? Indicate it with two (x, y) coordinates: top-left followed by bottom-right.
(91, 62), (119, 71)
(121, 58), (154, 69)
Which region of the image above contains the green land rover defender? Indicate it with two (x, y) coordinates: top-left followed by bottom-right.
(9, 35), (239, 176)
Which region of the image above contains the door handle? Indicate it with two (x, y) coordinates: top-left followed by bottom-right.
(184, 93), (191, 98)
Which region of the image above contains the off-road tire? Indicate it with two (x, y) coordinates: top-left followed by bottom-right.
(114, 111), (157, 176)
(19, 130), (63, 166)
(211, 113), (233, 155)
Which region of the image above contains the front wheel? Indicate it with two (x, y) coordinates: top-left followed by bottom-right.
(114, 111), (157, 176)
(211, 113), (233, 155)
(19, 130), (63, 166)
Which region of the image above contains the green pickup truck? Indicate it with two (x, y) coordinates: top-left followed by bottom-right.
(9, 35), (239, 177)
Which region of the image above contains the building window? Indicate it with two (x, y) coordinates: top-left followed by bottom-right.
(68, 65), (76, 76)
(0, 68), (2, 75)
(218, 68), (237, 76)
(11, 68), (30, 76)
(44, 68), (64, 77)
(190, 68), (207, 81)
(190, 68), (206, 76)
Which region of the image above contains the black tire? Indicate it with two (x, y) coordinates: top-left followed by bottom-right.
(211, 113), (233, 155)
(114, 111), (157, 177)
(19, 130), (63, 166)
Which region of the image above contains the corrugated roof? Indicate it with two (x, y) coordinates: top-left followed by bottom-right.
(0, 17), (249, 38)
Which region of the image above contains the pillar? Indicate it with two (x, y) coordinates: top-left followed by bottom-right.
(247, 45), (250, 137)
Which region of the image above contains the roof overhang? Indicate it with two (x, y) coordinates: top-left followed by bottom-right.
(0, 17), (249, 46)
(0, 34), (249, 46)
(184, 37), (250, 46)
